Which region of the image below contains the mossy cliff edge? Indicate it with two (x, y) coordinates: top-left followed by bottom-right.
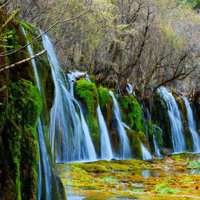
(74, 77), (198, 158)
(0, 10), (65, 200)
(74, 79), (153, 159)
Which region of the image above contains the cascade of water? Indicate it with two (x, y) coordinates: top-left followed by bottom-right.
(97, 105), (113, 160)
(41, 33), (96, 162)
(141, 143), (152, 160)
(153, 134), (161, 157)
(67, 71), (87, 97)
(22, 28), (41, 92)
(109, 91), (132, 159)
(126, 83), (133, 94)
(183, 97), (200, 153)
(79, 106), (97, 161)
(152, 125), (162, 157)
(37, 120), (52, 199)
(22, 28), (52, 200)
(37, 154), (42, 200)
(158, 87), (186, 153)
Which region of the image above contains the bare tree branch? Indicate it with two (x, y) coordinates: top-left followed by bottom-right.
(0, 9), (90, 57)
(0, 49), (46, 73)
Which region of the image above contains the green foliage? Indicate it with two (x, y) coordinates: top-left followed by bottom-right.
(178, 0), (200, 8)
(19, 20), (36, 31)
(120, 95), (144, 132)
(50, 0), (115, 69)
(0, 9), (19, 31)
(5, 27), (20, 50)
(159, 22), (185, 49)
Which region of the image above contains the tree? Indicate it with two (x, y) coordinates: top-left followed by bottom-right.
(4, 0), (200, 98)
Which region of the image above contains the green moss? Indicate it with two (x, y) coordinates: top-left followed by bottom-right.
(77, 164), (109, 173)
(127, 129), (146, 159)
(21, 22), (54, 126)
(187, 160), (200, 169)
(75, 79), (98, 115)
(146, 121), (163, 148)
(97, 86), (113, 134)
(98, 86), (112, 109)
(1, 80), (41, 200)
(120, 95), (144, 132)
(10, 79), (42, 126)
(153, 124), (163, 147)
(0, 13), (65, 199)
(75, 79), (100, 153)
(19, 20), (37, 31)
(154, 183), (179, 194)
(176, 96), (192, 151)
(152, 93), (172, 149)
(146, 120), (154, 137)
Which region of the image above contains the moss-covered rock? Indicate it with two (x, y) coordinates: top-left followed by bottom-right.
(98, 86), (113, 130)
(21, 21), (54, 127)
(126, 129), (148, 159)
(0, 11), (66, 200)
(120, 95), (144, 132)
(75, 79), (100, 154)
(98, 86), (112, 109)
(0, 80), (41, 200)
(151, 93), (172, 150)
(153, 124), (163, 148)
(145, 120), (163, 153)
(176, 96), (193, 151)
(0, 10), (41, 199)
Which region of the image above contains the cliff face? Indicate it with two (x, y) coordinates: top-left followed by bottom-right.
(0, 10), (65, 200)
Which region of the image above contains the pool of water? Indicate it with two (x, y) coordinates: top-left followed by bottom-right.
(57, 154), (200, 200)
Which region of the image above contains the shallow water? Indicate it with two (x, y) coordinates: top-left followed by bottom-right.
(57, 154), (200, 200)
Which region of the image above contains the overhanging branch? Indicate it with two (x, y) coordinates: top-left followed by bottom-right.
(0, 49), (46, 73)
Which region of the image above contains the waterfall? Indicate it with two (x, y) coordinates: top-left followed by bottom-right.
(79, 106), (97, 161)
(126, 83), (133, 94)
(38, 154), (42, 200)
(22, 28), (52, 200)
(183, 97), (200, 153)
(141, 143), (152, 160)
(97, 105), (113, 160)
(153, 134), (161, 157)
(41, 33), (96, 162)
(152, 125), (162, 157)
(37, 121), (52, 199)
(22, 28), (41, 92)
(158, 87), (186, 153)
(67, 71), (87, 97)
(109, 91), (132, 159)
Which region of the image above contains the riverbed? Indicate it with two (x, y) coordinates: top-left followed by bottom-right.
(57, 153), (200, 200)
